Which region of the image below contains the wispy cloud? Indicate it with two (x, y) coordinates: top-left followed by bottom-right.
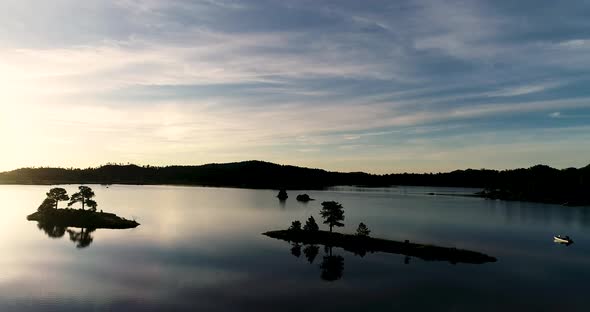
(486, 82), (563, 97)
(1, 0), (590, 172)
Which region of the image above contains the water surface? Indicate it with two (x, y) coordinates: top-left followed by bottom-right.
(0, 185), (588, 311)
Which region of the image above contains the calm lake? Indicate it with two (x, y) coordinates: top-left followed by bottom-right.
(1, 184), (589, 311)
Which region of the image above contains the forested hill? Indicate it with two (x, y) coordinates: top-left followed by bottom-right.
(0, 161), (376, 189)
(0, 161), (588, 205)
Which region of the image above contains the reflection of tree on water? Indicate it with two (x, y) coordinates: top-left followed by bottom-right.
(303, 245), (319, 264)
(286, 244), (417, 282)
(67, 228), (96, 248)
(37, 222), (67, 238)
(278, 199), (286, 210)
(36, 222), (96, 248)
(289, 243), (344, 281)
(291, 242), (302, 258)
(320, 246), (344, 282)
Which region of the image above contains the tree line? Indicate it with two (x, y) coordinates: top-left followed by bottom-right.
(2, 161), (588, 205)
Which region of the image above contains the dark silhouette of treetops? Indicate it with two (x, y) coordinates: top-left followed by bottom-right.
(356, 222), (371, 237)
(46, 188), (69, 209)
(38, 198), (58, 213)
(320, 201), (345, 232)
(303, 216), (319, 232)
(2, 161), (587, 206)
(289, 220), (302, 231)
(68, 186), (97, 211)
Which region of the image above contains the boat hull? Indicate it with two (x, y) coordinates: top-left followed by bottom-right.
(554, 236), (573, 244)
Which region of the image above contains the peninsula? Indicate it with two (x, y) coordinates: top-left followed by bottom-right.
(265, 201), (496, 265)
(263, 230), (497, 265)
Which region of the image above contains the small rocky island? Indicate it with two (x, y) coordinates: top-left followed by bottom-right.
(277, 189), (288, 200)
(296, 194), (314, 202)
(27, 186), (139, 229)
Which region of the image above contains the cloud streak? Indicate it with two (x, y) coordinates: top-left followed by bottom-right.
(1, 0), (590, 172)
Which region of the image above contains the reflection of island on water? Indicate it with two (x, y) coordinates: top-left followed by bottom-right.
(37, 222), (96, 248)
(290, 242), (344, 281)
(269, 230), (497, 282)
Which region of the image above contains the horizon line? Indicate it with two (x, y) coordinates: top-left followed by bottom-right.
(2, 159), (588, 176)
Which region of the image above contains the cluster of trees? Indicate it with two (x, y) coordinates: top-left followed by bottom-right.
(289, 201), (371, 237)
(38, 186), (98, 212)
(283, 201), (374, 282)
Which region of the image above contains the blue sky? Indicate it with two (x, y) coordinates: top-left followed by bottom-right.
(1, 0), (589, 173)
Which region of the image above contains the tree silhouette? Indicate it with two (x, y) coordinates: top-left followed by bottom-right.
(289, 220), (302, 231)
(303, 244), (319, 263)
(38, 198), (56, 213)
(320, 201), (345, 232)
(303, 216), (319, 232)
(356, 222), (371, 237)
(86, 199), (98, 212)
(46, 188), (69, 209)
(68, 186), (96, 211)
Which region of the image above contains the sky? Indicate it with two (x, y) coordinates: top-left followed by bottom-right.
(1, 0), (590, 173)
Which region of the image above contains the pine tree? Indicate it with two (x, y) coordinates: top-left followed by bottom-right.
(68, 186), (96, 211)
(356, 222), (371, 237)
(303, 216), (319, 232)
(288, 220), (302, 231)
(319, 201), (345, 232)
(46, 188), (69, 209)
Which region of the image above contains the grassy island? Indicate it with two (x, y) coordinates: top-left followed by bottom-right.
(27, 209), (139, 229)
(263, 230), (497, 265)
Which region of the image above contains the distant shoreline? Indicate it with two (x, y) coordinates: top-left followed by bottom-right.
(1, 160), (588, 206)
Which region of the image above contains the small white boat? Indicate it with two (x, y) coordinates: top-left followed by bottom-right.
(554, 235), (573, 245)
